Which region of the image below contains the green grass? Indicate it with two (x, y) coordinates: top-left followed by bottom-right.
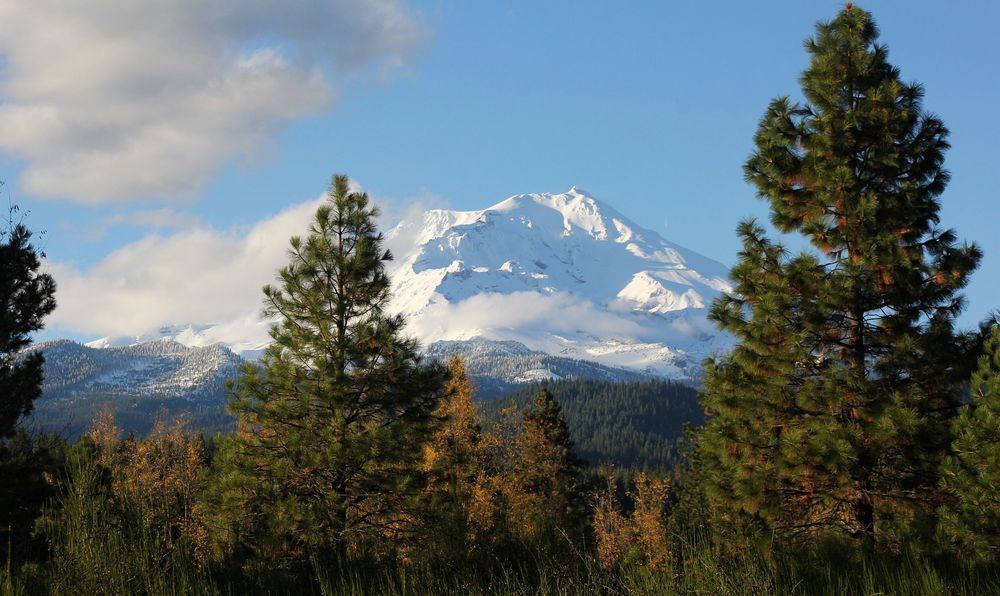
(5, 533), (1000, 596)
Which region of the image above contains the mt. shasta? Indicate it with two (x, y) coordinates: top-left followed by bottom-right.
(384, 187), (733, 379)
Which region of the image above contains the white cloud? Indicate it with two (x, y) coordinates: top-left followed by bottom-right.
(47, 197), (325, 337)
(0, 0), (425, 204)
(45, 189), (442, 342)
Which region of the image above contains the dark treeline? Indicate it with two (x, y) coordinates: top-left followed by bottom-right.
(30, 393), (234, 440)
(4, 5), (1000, 595)
(483, 379), (703, 472)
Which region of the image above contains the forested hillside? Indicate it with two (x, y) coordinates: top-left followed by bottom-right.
(483, 379), (702, 470)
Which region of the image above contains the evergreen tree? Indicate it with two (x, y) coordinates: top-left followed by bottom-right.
(224, 174), (447, 561)
(0, 215), (56, 438)
(697, 5), (981, 545)
(939, 325), (1000, 561)
(0, 203), (58, 555)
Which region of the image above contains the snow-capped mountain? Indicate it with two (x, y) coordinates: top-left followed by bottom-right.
(385, 187), (733, 379)
(85, 323), (271, 360)
(40, 338), (242, 398)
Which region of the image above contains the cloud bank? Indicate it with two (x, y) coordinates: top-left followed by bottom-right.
(47, 198), (325, 341)
(45, 189), (440, 345)
(0, 0), (425, 204)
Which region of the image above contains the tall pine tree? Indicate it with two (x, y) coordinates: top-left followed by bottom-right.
(697, 5), (980, 546)
(0, 204), (57, 553)
(939, 324), (1000, 561)
(225, 174), (446, 561)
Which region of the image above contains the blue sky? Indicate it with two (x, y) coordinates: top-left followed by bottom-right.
(1, 0), (997, 339)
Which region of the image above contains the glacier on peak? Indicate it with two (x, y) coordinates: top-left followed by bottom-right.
(386, 187), (734, 379)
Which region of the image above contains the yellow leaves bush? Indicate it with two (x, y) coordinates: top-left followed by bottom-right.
(592, 472), (629, 570)
(632, 473), (672, 573)
(87, 408), (211, 562)
(592, 470), (672, 573)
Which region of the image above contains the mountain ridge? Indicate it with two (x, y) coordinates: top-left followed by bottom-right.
(29, 338), (242, 435)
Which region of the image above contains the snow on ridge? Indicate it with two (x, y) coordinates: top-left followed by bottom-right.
(85, 321), (270, 358)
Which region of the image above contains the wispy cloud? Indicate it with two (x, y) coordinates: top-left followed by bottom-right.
(47, 198), (325, 337)
(84, 208), (203, 240)
(0, 0), (426, 204)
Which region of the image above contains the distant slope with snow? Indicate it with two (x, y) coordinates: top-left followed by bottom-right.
(31, 339), (243, 436)
(425, 338), (656, 399)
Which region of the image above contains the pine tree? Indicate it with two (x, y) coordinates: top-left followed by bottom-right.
(0, 203), (58, 554)
(224, 174), (447, 561)
(697, 5), (981, 545)
(0, 215), (56, 439)
(939, 325), (1000, 561)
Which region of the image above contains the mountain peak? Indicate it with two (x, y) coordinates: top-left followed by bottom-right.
(387, 188), (733, 379)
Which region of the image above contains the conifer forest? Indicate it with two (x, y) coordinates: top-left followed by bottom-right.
(3, 6), (1000, 595)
